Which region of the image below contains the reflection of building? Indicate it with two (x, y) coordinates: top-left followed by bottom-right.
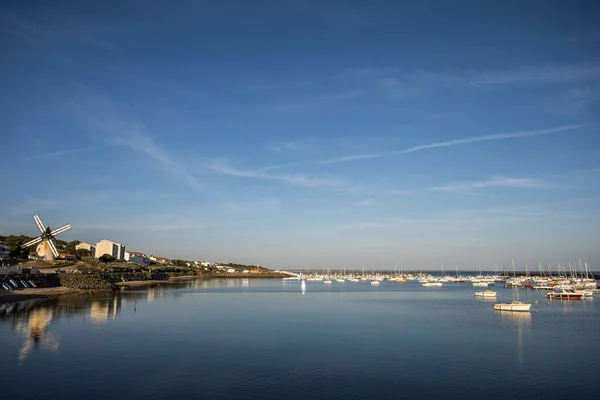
(89, 300), (121, 323)
(76, 242), (96, 257)
(89, 296), (122, 324)
(16, 308), (59, 363)
(95, 240), (126, 260)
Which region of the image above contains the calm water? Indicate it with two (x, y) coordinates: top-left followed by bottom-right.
(1, 279), (599, 400)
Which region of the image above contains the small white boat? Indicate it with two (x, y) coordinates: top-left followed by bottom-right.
(494, 301), (531, 312)
(475, 290), (497, 297)
(370, 280), (380, 286)
(323, 279), (332, 284)
(422, 282), (442, 287)
(335, 278), (346, 283)
(472, 281), (489, 287)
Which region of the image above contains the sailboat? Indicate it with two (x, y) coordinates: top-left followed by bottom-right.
(494, 259), (531, 312)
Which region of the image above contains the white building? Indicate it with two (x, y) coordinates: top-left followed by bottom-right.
(150, 255), (170, 264)
(95, 240), (126, 260)
(125, 251), (150, 266)
(76, 242), (96, 257)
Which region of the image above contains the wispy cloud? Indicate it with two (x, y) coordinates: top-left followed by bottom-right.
(547, 86), (600, 114)
(356, 198), (376, 206)
(430, 176), (550, 192)
(268, 141), (302, 153)
(315, 124), (584, 165)
(466, 62), (600, 86)
(21, 146), (103, 161)
(71, 95), (201, 190)
(206, 160), (345, 189)
(376, 78), (409, 98)
(1, 13), (127, 52)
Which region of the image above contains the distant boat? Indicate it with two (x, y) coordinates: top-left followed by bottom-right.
(546, 288), (583, 300)
(494, 302), (531, 312)
(323, 279), (332, 284)
(370, 280), (380, 286)
(475, 290), (497, 297)
(422, 282), (442, 287)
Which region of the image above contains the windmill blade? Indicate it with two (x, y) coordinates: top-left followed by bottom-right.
(21, 237), (43, 248)
(33, 215), (45, 233)
(48, 239), (59, 258)
(51, 224), (71, 237)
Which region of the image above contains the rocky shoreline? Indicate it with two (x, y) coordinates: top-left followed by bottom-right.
(1, 272), (289, 305)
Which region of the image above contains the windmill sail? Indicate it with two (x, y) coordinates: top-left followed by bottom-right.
(50, 224), (71, 236)
(33, 215), (46, 233)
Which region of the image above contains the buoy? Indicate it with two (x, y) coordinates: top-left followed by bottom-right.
(535, 310), (538, 313)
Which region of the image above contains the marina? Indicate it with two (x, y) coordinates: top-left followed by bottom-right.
(1, 277), (598, 400)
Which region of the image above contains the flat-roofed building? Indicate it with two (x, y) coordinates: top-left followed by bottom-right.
(95, 240), (126, 260)
(76, 242), (96, 257)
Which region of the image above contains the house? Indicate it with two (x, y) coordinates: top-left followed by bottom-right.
(150, 255), (170, 264)
(95, 240), (126, 260)
(125, 251), (147, 261)
(123, 251), (150, 266)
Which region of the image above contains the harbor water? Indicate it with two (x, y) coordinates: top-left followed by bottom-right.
(1, 279), (599, 399)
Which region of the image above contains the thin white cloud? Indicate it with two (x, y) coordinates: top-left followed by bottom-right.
(467, 62), (600, 86)
(356, 198), (376, 206)
(315, 125), (583, 165)
(21, 146), (103, 161)
(71, 95), (201, 190)
(268, 141), (302, 153)
(430, 176), (550, 192)
(207, 160), (345, 189)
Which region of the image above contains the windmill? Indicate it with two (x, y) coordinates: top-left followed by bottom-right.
(21, 215), (71, 261)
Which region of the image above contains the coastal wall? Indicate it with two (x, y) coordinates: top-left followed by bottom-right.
(58, 275), (117, 291)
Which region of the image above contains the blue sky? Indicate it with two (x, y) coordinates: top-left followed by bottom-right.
(1, 0), (599, 270)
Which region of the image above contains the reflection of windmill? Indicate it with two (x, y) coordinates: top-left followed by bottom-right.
(21, 215), (71, 261)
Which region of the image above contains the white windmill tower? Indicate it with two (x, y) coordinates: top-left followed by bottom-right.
(21, 215), (72, 261)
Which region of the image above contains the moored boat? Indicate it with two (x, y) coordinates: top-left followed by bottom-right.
(475, 290), (497, 297)
(493, 301), (531, 312)
(546, 288), (583, 300)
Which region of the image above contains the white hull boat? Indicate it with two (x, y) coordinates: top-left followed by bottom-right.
(370, 281), (380, 286)
(494, 301), (531, 312)
(422, 282), (442, 287)
(475, 290), (497, 297)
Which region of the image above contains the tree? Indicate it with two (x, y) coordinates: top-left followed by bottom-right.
(66, 240), (81, 255)
(75, 248), (91, 259)
(99, 254), (116, 263)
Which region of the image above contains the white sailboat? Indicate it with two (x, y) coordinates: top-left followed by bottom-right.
(494, 259), (531, 312)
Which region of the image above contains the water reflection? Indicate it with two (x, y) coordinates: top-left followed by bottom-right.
(15, 307), (59, 363)
(495, 311), (532, 366)
(90, 296), (121, 324)
(1, 293), (127, 363)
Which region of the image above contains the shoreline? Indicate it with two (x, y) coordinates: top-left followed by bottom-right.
(0, 287), (83, 305)
(1, 274), (289, 304)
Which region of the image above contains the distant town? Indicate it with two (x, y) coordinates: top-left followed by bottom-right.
(0, 234), (264, 274)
